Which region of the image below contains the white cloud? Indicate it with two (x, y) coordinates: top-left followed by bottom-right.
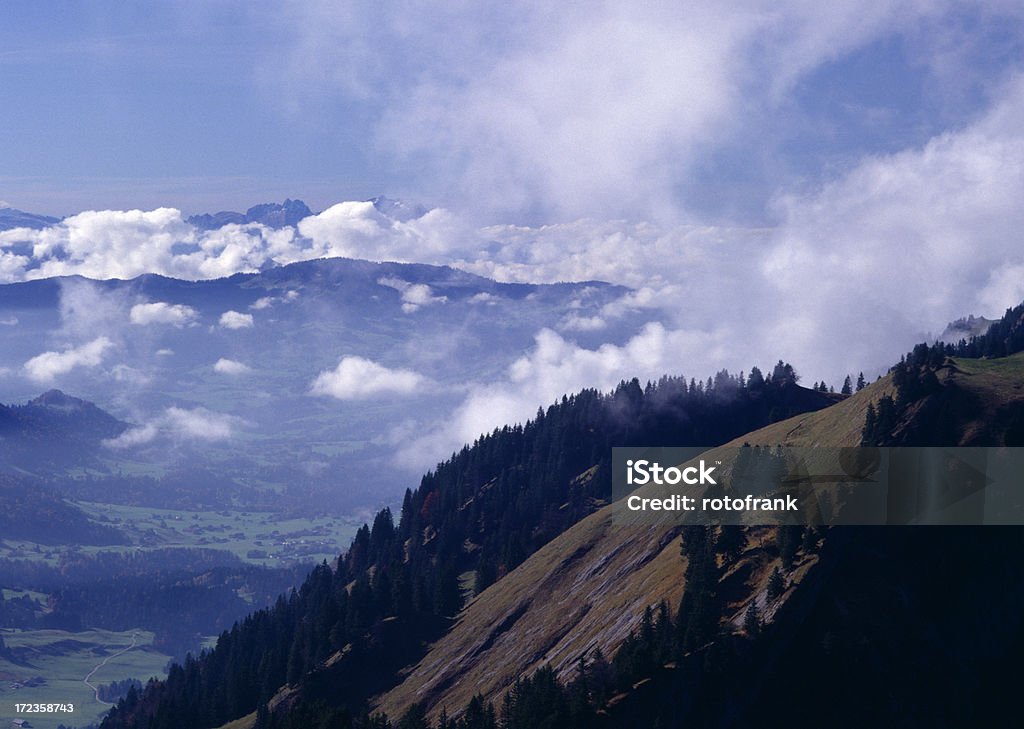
(559, 314), (606, 332)
(298, 202), (469, 262)
(398, 323), (724, 468)
(761, 74), (1024, 378)
(105, 423), (160, 448)
(105, 406), (244, 448)
(155, 348), (174, 356)
(23, 336), (113, 383)
(0, 315), (17, 326)
(0, 208), (193, 281)
(112, 364), (151, 386)
(214, 358), (251, 375)
(0, 69), (1021, 412)
(219, 310), (254, 329)
(59, 279), (132, 341)
(377, 276), (448, 313)
(130, 301), (198, 326)
(310, 356), (425, 400)
(250, 291), (299, 310)
(0, 210), (308, 284)
(468, 292), (498, 305)
(0, 252), (29, 281)
(600, 288), (660, 318)
(979, 264), (1024, 316)
(272, 1), (1020, 222)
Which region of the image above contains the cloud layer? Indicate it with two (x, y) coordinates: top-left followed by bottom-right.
(6, 69), (1024, 396)
(274, 1), (1024, 222)
(5, 68), (1024, 477)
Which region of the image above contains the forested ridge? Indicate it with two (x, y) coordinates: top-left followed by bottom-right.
(101, 363), (836, 729)
(863, 299), (1024, 445)
(0, 389), (127, 471)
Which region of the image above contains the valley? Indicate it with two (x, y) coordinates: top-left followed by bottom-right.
(0, 628), (168, 728)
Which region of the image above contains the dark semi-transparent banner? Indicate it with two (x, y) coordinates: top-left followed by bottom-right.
(612, 446), (1024, 526)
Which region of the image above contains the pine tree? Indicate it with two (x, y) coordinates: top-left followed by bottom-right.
(862, 402), (878, 445)
(767, 566), (785, 600)
(748, 366), (765, 390)
(715, 525), (746, 561)
(841, 375), (853, 395)
(776, 525), (803, 569)
(743, 602), (761, 637)
(396, 703), (430, 729)
(856, 372), (866, 391)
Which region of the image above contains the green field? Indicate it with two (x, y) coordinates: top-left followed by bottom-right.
(0, 503), (364, 569)
(0, 628), (170, 728)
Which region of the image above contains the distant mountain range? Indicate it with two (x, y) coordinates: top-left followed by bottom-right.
(186, 196), (426, 229)
(0, 206), (61, 231)
(186, 199), (314, 230)
(0, 196), (425, 234)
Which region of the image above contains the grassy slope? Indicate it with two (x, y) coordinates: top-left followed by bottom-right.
(942, 352), (1024, 444)
(373, 376), (898, 720)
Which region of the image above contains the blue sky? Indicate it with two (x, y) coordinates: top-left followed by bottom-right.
(2, 1), (1022, 222)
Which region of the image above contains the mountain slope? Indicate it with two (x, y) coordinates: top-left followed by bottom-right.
(0, 389), (128, 472)
(372, 376), (892, 719)
(99, 371), (837, 729)
(99, 350), (1019, 724)
(374, 352), (1024, 724)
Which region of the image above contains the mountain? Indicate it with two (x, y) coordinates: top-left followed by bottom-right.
(0, 206), (60, 231)
(0, 391), (129, 544)
(100, 300), (1024, 729)
(0, 389), (125, 437)
(370, 379), (887, 721)
(0, 389), (128, 472)
(937, 314), (996, 343)
(187, 199), (314, 230)
(375, 354), (1024, 723)
(368, 196), (428, 222)
(185, 197), (426, 230)
(97, 369), (839, 729)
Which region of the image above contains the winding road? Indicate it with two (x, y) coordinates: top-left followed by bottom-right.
(83, 631), (140, 706)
